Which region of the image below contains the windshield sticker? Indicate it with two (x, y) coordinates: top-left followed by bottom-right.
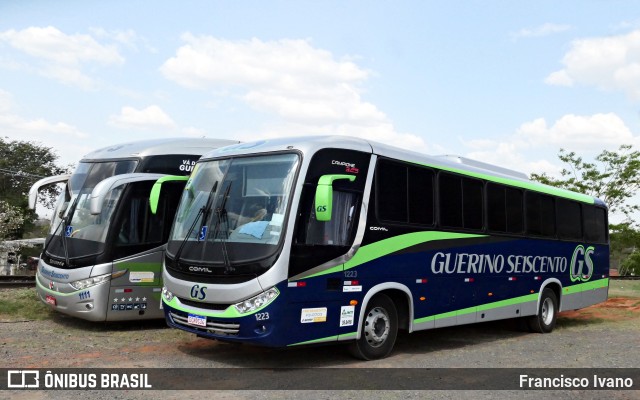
(129, 271), (154, 283)
(238, 221), (269, 238)
(340, 306), (355, 327)
(65, 226), (73, 237)
(301, 307), (327, 323)
(198, 226), (207, 241)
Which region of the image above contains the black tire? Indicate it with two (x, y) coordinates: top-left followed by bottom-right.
(348, 294), (398, 360)
(527, 288), (558, 333)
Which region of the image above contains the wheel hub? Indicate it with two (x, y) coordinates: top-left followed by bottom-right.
(541, 297), (554, 325)
(364, 306), (390, 348)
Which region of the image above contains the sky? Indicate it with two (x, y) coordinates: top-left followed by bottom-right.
(1, 1), (640, 217)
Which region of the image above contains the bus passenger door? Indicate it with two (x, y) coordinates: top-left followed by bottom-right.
(288, 148), (372, 343)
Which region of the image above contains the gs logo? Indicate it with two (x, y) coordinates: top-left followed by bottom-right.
(570, 245), (594, 282)
(190, 284), (207, 300)
(316, 205), (327, 212)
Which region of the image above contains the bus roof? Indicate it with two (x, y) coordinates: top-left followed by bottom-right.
(81, 138), (240, 162)
(199, 135), (604, 206)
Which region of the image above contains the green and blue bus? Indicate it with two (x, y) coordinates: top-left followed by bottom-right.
(29, 138), (238, 321)
(160, 136), (609, 359)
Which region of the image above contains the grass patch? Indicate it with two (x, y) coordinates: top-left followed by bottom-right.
(608, 280), (640, 298)
(0, 287), (53, 321)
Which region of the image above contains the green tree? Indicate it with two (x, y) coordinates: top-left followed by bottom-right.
(619, 250), (640, 276)
(0, 137), (71, 238)
(0, 200), (24, 240)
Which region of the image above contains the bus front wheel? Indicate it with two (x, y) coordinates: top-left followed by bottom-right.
(528, 288), (558, 333)
(348, 294), (398, 360)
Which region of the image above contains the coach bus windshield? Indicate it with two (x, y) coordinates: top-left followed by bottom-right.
(45, 160), (137, 262)
(166, 153), (299, 271)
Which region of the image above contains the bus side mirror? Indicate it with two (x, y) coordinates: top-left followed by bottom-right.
(314, 174), (356, 222)
(149, 175), (189, 214)
(28, 174), (71, 209)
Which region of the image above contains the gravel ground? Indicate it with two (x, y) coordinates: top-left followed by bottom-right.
(2, 294), (639, 399)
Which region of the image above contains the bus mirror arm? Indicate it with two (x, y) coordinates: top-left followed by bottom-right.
(149, 175), (190, 214)
(315, 174), (356, 222)
(28, 174), (72, 210)
(89, 173), (168, 215)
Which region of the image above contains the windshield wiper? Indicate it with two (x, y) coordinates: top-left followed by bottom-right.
(173, 181), (218, 263)
(211, 182), (234, 274)
(42, 216), (67, 259)
(44, 191), (81, 267)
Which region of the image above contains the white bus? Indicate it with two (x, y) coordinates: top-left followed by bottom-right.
(30, 138), (238, 321)
(160, 136), (609, 359)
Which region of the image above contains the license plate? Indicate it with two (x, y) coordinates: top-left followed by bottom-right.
(187, 313), (206, 327)
(45, 295), (57, 306)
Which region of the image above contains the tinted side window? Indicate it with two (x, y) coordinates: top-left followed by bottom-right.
(439, 173), (463, 228)
(526, 192), (555, 237)
(506, 188), (524, 234)
(583, 205), (608, 243)
(487, 184), (523, 234)
(557, 199), (582, 240)
(377, 161), (408, 222)
(408, 167), (434, 225)
(487, 184), (506, 232)
(376, 160), (435, 226)
(439, 173), (483, 230)
(463, 179), (483, 230)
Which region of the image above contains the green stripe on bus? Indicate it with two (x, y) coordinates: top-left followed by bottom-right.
(288, 334), (342, 346)
(164, 296), (243, 318)
(164, 287), (282, 318)
(417, 161), (595, 204)
(301, 231), (486, 279)
(288, 332), (357, 346)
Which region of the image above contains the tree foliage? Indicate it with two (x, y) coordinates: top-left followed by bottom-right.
(620, 250), (640, 276)
(530, 144), (640, 221)
(0, 200), (24, 240)
(0, 137), (71, 238)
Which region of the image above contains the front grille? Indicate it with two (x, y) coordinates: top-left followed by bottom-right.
(177, 296), (230, 311)
(170, 311), (240, 336)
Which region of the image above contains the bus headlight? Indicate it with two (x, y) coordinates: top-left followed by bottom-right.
(162, 287), (174, 302)
(69, 273), (111, 290)
(234, 287), (279, 314)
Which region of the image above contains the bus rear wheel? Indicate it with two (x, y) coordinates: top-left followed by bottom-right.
(528, 288), (558, 333)
(348, 294), (398, 360)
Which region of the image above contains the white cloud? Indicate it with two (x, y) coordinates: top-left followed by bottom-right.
(463, 112), (639, 176)
(109, 105), (176, 130)
(517, 113), (634, 148)
(544, 70), (573, 86)
(0, 26), (125, 89)
(89, 27), (156, 53)
(0, 89), (89, 165)
(511, 23), (571, 40)
(160, 34), (427, 152)
(546, 29), (640, 99)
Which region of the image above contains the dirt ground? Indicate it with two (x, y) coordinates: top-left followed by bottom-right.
(1, 293), (639, 399)
(1, 294), (639, 370)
